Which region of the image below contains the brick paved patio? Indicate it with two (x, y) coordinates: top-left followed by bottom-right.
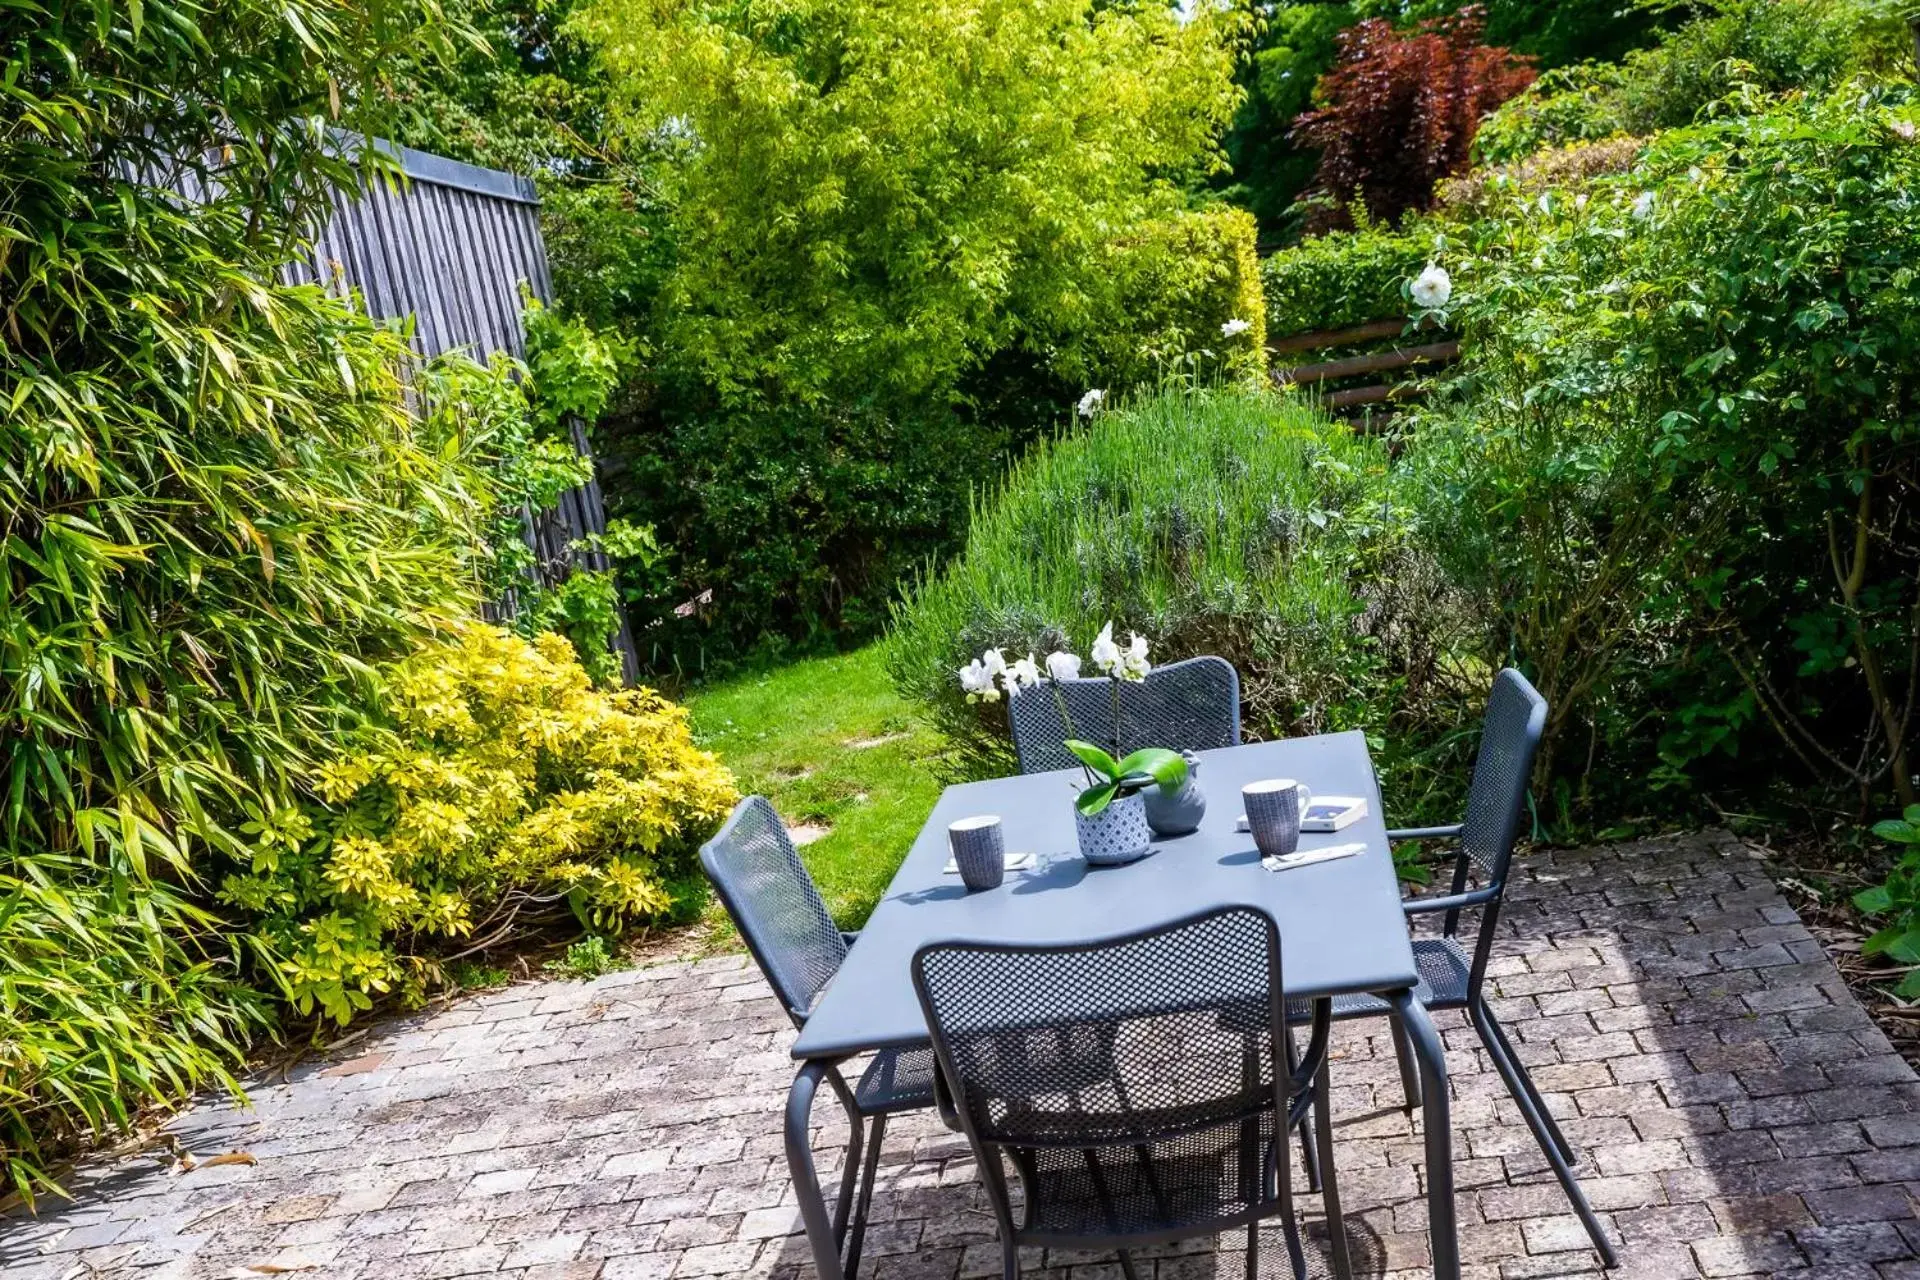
(4, 830), (1916, 1280)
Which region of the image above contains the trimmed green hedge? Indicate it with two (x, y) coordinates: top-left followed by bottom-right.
(1260, 225), (1431, 339)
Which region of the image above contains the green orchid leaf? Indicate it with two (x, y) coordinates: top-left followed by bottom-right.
(1065, 739), (1121, 780)
(1075, 780), (1120, 815)
(1116, 747), (1187, 792)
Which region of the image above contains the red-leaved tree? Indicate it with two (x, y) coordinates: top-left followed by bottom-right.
(1292, 7), (1535, 231)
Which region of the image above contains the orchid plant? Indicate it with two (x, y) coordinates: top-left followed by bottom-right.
(957, 621), (1188, 814)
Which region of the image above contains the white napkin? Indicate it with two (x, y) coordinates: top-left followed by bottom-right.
(1261, 842), (1364, 873)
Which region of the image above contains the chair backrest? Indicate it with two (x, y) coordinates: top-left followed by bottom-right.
(912, 906), (1289, 1243)
(699, 796), (847, 1026)
(1457, 667), (1548, 891)
(1006, 655), (1241, 774)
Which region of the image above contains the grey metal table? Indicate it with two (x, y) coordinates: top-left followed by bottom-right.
(784, 730), (1459, 1280)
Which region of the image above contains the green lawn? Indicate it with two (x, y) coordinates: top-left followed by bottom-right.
(686, 645), (944, 928)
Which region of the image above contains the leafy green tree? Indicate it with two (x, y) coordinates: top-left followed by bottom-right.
(1, 0), (485, 1196)
(1219, 0), (1662, 239)
(575, 0), (1251, 410)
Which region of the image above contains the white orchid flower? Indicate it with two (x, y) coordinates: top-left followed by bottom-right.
(1076, 388), (1106, 418)
(1121, 632), (1151, 682)
(1631, 190), (1655, 220)
(1220, 318), (1251, 338)
(1004, 654), (1043, 694)
(1090, 622), (1121, 675)
(1410, 264), (1452, 310)
(1045, 651), (1082, 681)
(958, 658), (997, 703)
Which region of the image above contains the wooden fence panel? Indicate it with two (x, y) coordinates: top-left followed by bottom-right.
(289, 141), (639, 684)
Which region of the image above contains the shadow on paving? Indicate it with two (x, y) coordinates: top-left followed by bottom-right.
(0, 830), (1915, 1279)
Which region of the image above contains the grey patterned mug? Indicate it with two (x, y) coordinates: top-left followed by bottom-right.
(1243, 779), (1312, 859)
(948, 815), (1006, 891)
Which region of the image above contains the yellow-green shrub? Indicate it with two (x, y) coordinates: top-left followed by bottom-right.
(225, 624), (737, 1023)
(1082, 206), (1269, 386)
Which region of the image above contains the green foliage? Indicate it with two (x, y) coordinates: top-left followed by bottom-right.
(238, 624), (736, 1024)
(607, 395), (1017, 669)
(1083, 207), (1271, 388)
(1062, 742), (1190, 815)
(1261, 220), (1434, 336)
(1407, 84), (1920, 814)
(1220, 0), (1663, 238)
(424, 303), (641, 684)
(1, 0), (480, 1200)
(545, 935), (623, 979)
(885, 385), (1459, 780)
(1475, 0), (1907, 164)
(523, 297), (640, 432)
(1854, 807), (1920, 998)
(566, 0), (1274, 664)
(576, 0), (1249, 411)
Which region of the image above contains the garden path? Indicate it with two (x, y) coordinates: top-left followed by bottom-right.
(4, 831), (1917, 1280)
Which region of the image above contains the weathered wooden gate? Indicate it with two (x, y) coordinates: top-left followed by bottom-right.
(289, 140), (640, 683)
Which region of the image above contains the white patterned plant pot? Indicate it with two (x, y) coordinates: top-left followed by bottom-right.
(1075, 792), (1153, 866)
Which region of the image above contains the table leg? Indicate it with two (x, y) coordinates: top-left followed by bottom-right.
(786, 1060), (849, 1280)
(1385, 990), (1458, 1280)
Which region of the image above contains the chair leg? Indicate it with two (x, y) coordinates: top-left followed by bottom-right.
(1480, 1003), (1574, 1164)
(824, 1069), (865, 1247)
(1472, 1004), (1618, 1268)
(1387, 1010), (1422, 1112)
(844, 1113), (886, 1280)
(1117, 1250), (1143, 1280)
(1314, 1055), (1352, 1280)
(1001, 1238), (1020, 1280)
(1244, 1222), (1259, 1280)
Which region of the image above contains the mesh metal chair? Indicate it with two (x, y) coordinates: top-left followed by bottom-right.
(913, 905), (1344, 1280)
(1007, 656), (1240, 774)
(1324, 668), (1618, 1267)
(701, 797), (938, 1279)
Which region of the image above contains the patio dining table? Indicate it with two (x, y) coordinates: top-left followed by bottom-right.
(784, 729), (1460, 1280)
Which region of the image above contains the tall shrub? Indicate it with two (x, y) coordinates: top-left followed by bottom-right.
(230, 624), (736, 1024)
(1409, 84), (1920, 812)
(885, 386), (1467, 783)
(1474, 0), (1908, 164)
(1, 0), (479, 1196)
(1292, 6), (1535, 230)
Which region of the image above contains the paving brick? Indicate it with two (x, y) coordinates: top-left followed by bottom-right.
(0, 831), (1911, 1280)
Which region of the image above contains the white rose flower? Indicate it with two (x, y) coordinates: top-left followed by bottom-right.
(1120, 632), (1151, 682)
(1220, 318), (1251, 338)
(1004, 654), (1042, 694)
(1410, 264), (1452, 310)
(1090, 621), (1121, 675)
(1631, 190), (1655, 220)
(1045, 651), (1083, 681)
(1076, 388), (1106, 418)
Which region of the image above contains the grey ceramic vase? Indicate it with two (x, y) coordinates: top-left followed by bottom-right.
(1076, 792), (1154, 866)
(1142, 750), (1206, 838)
